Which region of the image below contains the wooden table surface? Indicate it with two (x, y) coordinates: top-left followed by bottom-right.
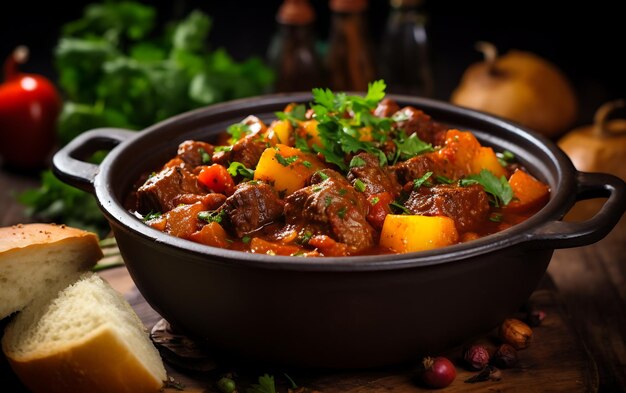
(1, 168), (625, 392)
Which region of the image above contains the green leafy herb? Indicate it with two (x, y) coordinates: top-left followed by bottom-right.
(246, 374), (276, 393)
(143, 211), (162, 221)
(241, 236), (251, 244)
(460, 169), (514, 207)
(324, 196), (333, 207)
(298, 231), (313, 245)
(413, 171), (433, 189)
(392, 131), (434, 164)
(497, 150), (516, 167)
(198, 148), (211, 164)
(311, 81), (392, 171)
(337, 206), (348, 219)
(198, 210), (225, 224)
(302, 160), (312, 168)
(349, 156), (367, 168)
(275, 153), (299, 167)
(370, 196), (380, 205)
(354, 179), (366, 192)
(227, 123), (251, 141)
(316, 171), (329, 181)
(338, 188), (347, 196)
(294, 133), (312, 153)
(284, 373), (298, 389)
(275, 104), (307, 126)
(312, 186), (322, 192)
(389, 201), (411, 215)
(214, 145), (233, 153)
(489, 213), (503, 222)
(435, 175), (455, 184)
(227, 162), (254, 179)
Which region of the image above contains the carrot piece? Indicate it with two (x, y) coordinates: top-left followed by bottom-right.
(197, 164), (235, 194)
(165, 202), (205, 239)
(189, 222), (231, 248)
(249, 237), (303, 256)
(504, 169), (550, 212)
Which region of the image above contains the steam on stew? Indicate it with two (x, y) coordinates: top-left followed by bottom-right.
(128, 81), (550, 256)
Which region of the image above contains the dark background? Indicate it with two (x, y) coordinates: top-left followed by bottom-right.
(1, 0), (624, 127)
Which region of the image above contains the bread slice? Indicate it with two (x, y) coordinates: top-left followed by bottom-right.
(0, 223), (103, 319)
(2, 273), (167, 393)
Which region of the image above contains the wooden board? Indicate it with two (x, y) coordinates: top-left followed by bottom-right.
(106, 268), (597, 393)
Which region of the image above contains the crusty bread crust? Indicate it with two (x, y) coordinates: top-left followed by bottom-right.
(0, 223), (99, 254)
(0, 223), (102, 319)
(5, 326), (164, 393)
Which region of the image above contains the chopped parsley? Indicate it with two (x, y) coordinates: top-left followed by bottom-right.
(337, 206), (348, 219)
(275, 153), (299, 167)
(198, 210), (225, 224)
(391, 130), (434, 164)
(143, 211), (162, 222)
(349, 156), (367, 168)
(370, 196), (380, 205)
(489, 213), (503, 222)
(460, 169), (514, 207)
(497, 150), (516, 167)
(354, 179), (366, 192)
(413, 171), (433, 189)
(435, 175), (455, 184)
(312, 186), (322, 192)
(315, 171), (329, 181)
(241, 236), (251, 244)
(294, 133), (312, 152)
(389, 200), (411, 215)
(227, 162), (254, 179)
(198, 148), (211, 164)
(302, 160), (312, 168)
(227, 122), (251, 141)
(214, 145), (232, 153)
(275, 103), (307, 126)
(338, 188), (347, 196)
(298, 231), (313, 244)
(324, 196), (333, 207)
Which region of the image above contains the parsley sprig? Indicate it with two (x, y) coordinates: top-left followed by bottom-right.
(310, 80), (392, 171)
(460, 169), (514, 207)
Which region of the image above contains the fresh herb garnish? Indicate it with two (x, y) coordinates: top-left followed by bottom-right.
(324, 196), (333, 207)
(198, 210), (225, 224)
(302, 160), (312, 168)
(435, 175), (455, 184)
(413, 171), (433, 189)
(227, 122), (251, 142)
(312, 186), (322, 192)
(142, 211), (162, 221)
(227, 161), (254, 179)
(315, 171), (330, 181)
(275, 104), (307, 126)
(338, 188), (347, 196)
(214, 145), (232, 153)
(298, 231), (313, 245)
(311, 80), (391, 171)
(337, 206), (348, 219)
(198, 147), (211, 164)
(294, 133), (312, 153)
(391, 130), (433, 164)
(241, 236), (251, 244)
(284, 373), (298, 389)
(460, 169), (514, 207)
(489, 213), (503, 222)
(389, 201), (411, 215)
(349, 156), (367, 168)
(497, 150), (516, 167)
(370, 196), (380, 205)
(246, 374), (277, 393)
(275, 153), (299, 167)
(354, 179), (366, 192)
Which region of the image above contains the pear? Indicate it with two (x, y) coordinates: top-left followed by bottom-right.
(451, 42), (578, 138)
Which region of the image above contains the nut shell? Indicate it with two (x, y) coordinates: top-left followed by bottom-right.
(499, 318), (533, 349)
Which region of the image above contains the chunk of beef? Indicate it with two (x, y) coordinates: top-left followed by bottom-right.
(220, 182), (284, 238)
(212, 115), (268, 169)
(405, 184), (490, 232)
(347, 152), (401, 198)
(177, 140), (214, 168)
(374, 98), (400, 118)
(212, 134), (267, 169)
(136, 166), (204, 213)
(391, 152), (466, 186)
(393, 106), (448, 146)
(284, 169), (375, 252)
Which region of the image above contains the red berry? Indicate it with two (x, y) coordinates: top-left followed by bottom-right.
(420, 356), (456, 388)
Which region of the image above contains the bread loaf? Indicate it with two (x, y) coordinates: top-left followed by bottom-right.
(2, 273), (167, 393)
(0, 223), (102, 319)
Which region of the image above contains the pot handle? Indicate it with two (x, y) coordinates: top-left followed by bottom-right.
(528, 171), (626, 248)
(52, 128), (135, 193)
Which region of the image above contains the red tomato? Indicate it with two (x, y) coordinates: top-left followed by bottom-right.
(366, 192), (394, 230)
(197, 164), (235, 194)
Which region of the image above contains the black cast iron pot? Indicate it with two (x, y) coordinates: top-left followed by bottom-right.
(53, 94), (626, 368)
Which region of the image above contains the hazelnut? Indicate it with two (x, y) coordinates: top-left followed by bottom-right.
(493, 343), (518, 368)
(499, 318), (533, 349)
